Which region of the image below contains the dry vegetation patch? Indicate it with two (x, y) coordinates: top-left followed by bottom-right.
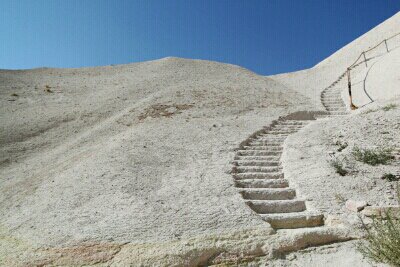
(358, 185), (400, 266)
(138, 103), (194, 121)
(382, 103), (397, 111)
(381, 173), (400, 182)
(352, 147), (394, 166)
(330, 158), (349, 176)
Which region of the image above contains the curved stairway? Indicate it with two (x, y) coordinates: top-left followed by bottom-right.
(313, 81), (349, 119)
(232, 118), (324, 229)
(321, 89), (347, 115)
(321, 84), (348, 116)
(232, 82), (349, 230)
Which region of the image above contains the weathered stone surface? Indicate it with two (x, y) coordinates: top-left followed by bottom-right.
(362, 206), (400, 218)
(345, 200), (368, 212)
(325, 215), (345, 227)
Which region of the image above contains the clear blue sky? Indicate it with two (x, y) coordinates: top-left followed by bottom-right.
(0, 1), (399, 75)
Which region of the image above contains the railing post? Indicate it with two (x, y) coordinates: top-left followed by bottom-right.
(347, 68), (357, 110)
(342, 33), (399, 111)
(347, 68), (352, 105)
(362, 52), (367, 67)
(384, 39), (389, 52)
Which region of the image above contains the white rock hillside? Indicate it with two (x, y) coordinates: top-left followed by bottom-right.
(0, 11), (399, 267)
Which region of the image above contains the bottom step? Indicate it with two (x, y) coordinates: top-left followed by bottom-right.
(261, 212), (324, 229)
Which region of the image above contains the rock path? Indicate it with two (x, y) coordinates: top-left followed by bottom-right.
(232, 119), (324, 229)
(321, 84), (348, 116)
(232, 83), (349, 230)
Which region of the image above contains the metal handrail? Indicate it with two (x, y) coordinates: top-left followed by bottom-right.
(348, 32), (400, 70)
(347, 32), (400, 109)
(321, 32), (400, 110)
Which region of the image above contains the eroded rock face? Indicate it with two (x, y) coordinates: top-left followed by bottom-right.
(29, 243), (122, 267)
(345, 200), (368, 212)
(0, 57), (310, 266)
(325, 215), (346, 227)
(362, 206), (400, 218)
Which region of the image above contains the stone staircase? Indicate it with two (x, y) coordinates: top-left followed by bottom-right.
(319, 70), (351, 117)
(321, 87), (348, 116)
(232, 119), (325, 229)
(232, 80), (350, 230)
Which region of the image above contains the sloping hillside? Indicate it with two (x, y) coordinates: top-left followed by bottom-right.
(1, 57), (315, 265)
(0, 12), (399, 267)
